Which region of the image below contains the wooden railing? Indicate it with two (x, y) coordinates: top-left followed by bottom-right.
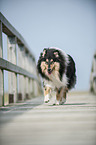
(0, 13), (42, 106)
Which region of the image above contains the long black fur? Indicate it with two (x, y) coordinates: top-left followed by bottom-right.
(37, 48), (76, 90)
(66, 55), (76, 89)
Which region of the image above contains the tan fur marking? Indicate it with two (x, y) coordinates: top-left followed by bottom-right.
(50, 62), (60, 80)
(50, 59), (53, 62)
(46, 59), (48, 62)
(54, 52), (59, 57)
(50, 63), (54, 70)
(41, 60), (60, 80)
(56, 88), (63, 101)
(56, 93), (61, 101)
(63, 87), (68, 99)
(41, 61), (47, 73)
(44, 86), (51, 96)
(63, 92), (66, 99)
(54, 62), (60, 71)
(42, 50), (46, 57)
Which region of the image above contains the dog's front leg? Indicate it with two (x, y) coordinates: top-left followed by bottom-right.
(55, 88), (63, 105)
(44, 86), (51, 103)
(59, 87), (68, 105)
(54, 87), (66, 105)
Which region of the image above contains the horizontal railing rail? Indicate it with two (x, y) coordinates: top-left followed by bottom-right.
(0, 57), (38, 81)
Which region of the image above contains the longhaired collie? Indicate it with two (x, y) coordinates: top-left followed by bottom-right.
(37, 47), (76, 105)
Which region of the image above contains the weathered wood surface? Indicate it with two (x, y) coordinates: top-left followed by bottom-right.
(0, 92), (96, 145)
(0, 13), (42, 106)
(0, 20), (4, 106)
(7, 36), (17, 104)
(0, 58), (38, 80)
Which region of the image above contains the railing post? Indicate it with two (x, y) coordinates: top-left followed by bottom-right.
(33, 62), (38, 97)
(29, 56), (34, 98)
(25, 50), (29, 99)
(17, 44), (25, 101)
(0, 21), (3, 57)
(0, 20), (4, 106)
(30, 57), (35, 97)
(7, 36), (17, 105)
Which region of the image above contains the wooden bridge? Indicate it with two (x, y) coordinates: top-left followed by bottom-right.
(0, 13), (96, 145)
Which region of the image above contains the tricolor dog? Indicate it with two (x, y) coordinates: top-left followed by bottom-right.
(37, 47), (76, 105)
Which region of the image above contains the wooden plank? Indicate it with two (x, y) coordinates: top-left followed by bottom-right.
(0, 21), (3, 57)
(0, 57), (38, 81)
(33, 81), (38, 97)
(0, 93), (96, 145)
(17, 44), (25, 101)
(29, 56), (34, 97)
(27, 55), (32, 98)
(0, 21), (4, 106)
(25, 51), (29, 99)
(7, 36), (16, 104)
(0, 70), (4, 106)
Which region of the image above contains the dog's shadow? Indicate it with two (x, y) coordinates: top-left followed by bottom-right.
(49, 103), (87, 106)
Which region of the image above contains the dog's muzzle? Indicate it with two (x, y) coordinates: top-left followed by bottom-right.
(48, 68), (52, 74)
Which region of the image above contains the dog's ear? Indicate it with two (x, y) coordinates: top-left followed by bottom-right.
(42, 48), (47, 57)
(54, 51), (59, 58)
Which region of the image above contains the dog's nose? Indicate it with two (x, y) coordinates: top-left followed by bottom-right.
(48, 68), (51, 73)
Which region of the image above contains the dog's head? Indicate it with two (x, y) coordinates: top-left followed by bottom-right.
(37, 48), (65, 80)
(41, 48), (60, 75)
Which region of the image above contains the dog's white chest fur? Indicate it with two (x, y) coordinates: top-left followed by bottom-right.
(44, 73), (68, 90)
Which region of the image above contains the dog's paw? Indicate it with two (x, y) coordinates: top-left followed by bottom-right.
(59, 98), (66, 105)
(45, 100), (49, 103)
(44, 94), (50, 103)
(53, 100), (59, 105)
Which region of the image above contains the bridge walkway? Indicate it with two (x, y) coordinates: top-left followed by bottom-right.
(0, 92), (96, 145)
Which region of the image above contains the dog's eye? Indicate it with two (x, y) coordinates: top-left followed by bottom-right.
(50, 61), (54, 64)
(45, 61), (48, 64)
(50, 59), (54, 64)
(45, 59), (48, 64)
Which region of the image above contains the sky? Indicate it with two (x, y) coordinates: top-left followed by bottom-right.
(0, 0), (96, 91)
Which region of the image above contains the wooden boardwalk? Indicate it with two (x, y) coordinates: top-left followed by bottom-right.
(0, 92), (96, 145)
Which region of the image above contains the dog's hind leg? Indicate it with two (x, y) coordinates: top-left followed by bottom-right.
(60, 88), (68, 104)
(54, 88), (63, 105)
(44, 86), (51, 103)
(60, 92), (66, 105)
(55, 87), (68, 105)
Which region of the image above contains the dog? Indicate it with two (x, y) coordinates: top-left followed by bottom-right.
(37, 47), (76, 105)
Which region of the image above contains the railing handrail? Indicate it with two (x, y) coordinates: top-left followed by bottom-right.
(0, 57), (38, 81)
(0, 12), (35, 60)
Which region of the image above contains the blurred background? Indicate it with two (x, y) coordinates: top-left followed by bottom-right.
(0, 0), (96, 91)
